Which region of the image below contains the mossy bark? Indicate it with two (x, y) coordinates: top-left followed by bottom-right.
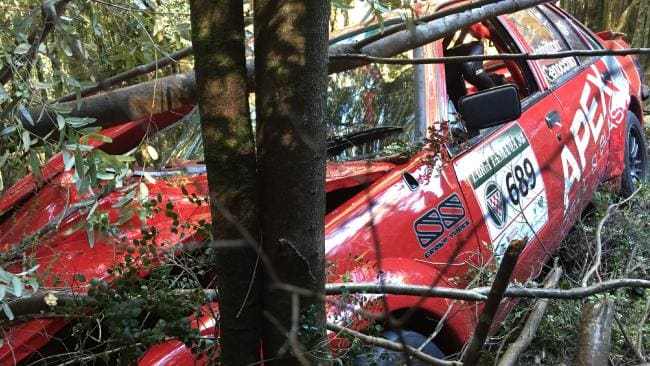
(189, 1), (261, 365)
(254, 0), (330, 364)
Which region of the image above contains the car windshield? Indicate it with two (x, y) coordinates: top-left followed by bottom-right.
(143, 60), (421, 167)
(326, 61), (420, 161)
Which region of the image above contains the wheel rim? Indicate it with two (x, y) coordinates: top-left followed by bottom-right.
(628, 126), (646, 187)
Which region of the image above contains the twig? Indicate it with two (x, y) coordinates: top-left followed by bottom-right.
(582, 187), (642, 287)
(461, 239), (526, 366)
(497, 265), (563, 366)
(331, 48), (650, 65)
(327, 323), (462, 366)
(615, 314), (647, 363)
(55, 46), (193, 102)
(325, 278), (650, 300)
(0, 0), (72, 85)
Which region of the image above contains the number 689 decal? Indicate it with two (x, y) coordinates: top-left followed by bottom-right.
(506, 158), (537, 206)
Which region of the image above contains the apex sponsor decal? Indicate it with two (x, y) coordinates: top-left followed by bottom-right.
(561, 59), (630, 212)
(414, 193), (469, 258)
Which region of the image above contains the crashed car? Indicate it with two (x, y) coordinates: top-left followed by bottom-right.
(0, 1), (647, 364)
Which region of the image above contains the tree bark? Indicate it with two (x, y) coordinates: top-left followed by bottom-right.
(189, 1), (261, 365)
(574, 299), (616, 366)
(254, 0), (330, 364)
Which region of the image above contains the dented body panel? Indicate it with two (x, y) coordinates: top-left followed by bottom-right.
(0, 2), (645, 364)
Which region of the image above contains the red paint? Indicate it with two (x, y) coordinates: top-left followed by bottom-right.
(0, 4), (644, 364)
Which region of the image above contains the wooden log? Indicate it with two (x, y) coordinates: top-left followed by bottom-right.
(574, 299), (616, 366)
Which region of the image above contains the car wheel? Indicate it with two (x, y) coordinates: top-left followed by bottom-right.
(620, 112), (648, 197)
(353, 330), (444, 365)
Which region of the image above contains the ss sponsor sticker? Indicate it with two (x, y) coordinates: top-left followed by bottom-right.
(455, 123), (549, 259)
(414, 194), (469, 258)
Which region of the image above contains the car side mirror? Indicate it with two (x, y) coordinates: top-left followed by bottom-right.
(458, 84), (522, 130)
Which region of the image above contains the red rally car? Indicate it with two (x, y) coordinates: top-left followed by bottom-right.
(0, 1), (647, 364)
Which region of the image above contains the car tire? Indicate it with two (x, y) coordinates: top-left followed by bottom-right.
(620, 112), (648, 197)
(353, 329), (444, 365)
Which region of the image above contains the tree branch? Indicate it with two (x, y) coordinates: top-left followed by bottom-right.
(55, 46), (194, 103)
(582, 187), (642, 287)
(461, 239), (526, 366)
(497, 265), (563, 366)
(0, 0), (72, 85)
(325, 278), (650, 300)
(331, 48), (650, 65)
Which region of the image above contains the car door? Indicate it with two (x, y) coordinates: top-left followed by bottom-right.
(536, 5), (632, 225)
(498, 7), (604, 249)
(448, 20), (569, 280)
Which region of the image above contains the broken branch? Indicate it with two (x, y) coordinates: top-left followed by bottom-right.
(461, 239), (526, 366)
(497, 265), (563, 366)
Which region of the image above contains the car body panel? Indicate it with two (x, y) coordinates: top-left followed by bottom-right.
(0, 2), (645, 364)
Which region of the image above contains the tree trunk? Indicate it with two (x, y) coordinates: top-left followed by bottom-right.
(189, 1), (261, 365)
(254, 0), (330, 364)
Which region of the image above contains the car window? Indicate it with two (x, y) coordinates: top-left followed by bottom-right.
(326, 60), (419, 161)
(538, 6), (595, 64)
(144, 61), (420, 164)
(503, 7), (579, 85)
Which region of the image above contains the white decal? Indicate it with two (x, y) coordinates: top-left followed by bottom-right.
(560, 59), (630, 212)
(456, 123), (548, 259)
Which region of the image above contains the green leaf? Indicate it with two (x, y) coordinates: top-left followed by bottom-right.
(65, 117), (96, 128)
(63, 150), (75, 171)
(18, 105), (33, 126)
(21, 131), (31, 152)
(11, 276), (23, 298)
(14, 43), (31, 55)
(0, 126), (16, 137)
(29, 151), (42, 183)
(56, 114), (66, 131)
(0, 85), (8, 103)
(2, 303), (14, 321)
(86, 224), (95, 248)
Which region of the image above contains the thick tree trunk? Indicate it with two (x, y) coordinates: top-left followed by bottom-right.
(254, 0), (330, 364)
(189, 1), (261, 365)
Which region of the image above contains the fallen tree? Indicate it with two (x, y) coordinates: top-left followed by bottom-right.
(22, 0), (557, 136)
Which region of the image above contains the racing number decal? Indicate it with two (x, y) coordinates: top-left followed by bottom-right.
(455, 123), (549, 259)
(414, 194), (469, 258)
(505, 158), (536, 206)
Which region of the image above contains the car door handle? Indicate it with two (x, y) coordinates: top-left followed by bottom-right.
(545, 111), (561, 129)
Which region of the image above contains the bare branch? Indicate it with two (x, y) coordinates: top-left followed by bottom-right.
(327, 323), (462, 366)
(325, 278), (650, 300)
(497, 265), (563, 366)
(329, 0), (555, 72)
(462, 239), (526, 366)
(331, 48), (650, 65)
(583, 187), (642, 287)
